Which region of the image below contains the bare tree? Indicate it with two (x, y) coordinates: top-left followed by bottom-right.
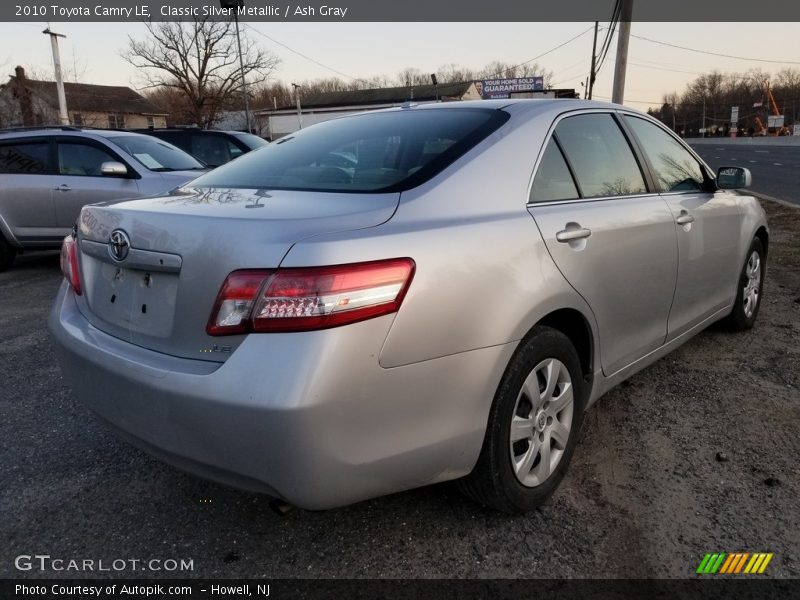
(394, 68), (431, 87)
(436, 63), (477, 84)
(775, 67), (800, 124)
(123, 18), (279, 127)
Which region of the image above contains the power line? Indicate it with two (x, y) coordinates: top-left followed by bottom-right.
(627, 61), (705, 76)
(595, 2), (621, 75)
(628, 56), (722, 73)
(630, 33), (800, 66)
(484, 25), (595, 80)
(594, 94), (800, 108)
(245, 23), (594, 87)
(243, 24), (367, 82)
(547, 56), (597, 87)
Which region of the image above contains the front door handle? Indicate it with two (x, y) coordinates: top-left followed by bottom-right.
(556, 227), (592, 242)
(675, 212), (695, 225)
(54, 184), (72, 192)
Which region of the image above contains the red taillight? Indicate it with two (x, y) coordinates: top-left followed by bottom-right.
(60, 235), (82, 295)
(206, 270), (273, 336)
(207, 258), (415, 336)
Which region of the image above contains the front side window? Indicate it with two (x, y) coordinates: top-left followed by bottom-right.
(190, 108), (509, 193)
(0, 142), (49, 174)
(529, 139), (579, 202)
(554, 113), (647, 198)
(625, 116), (707, 192)
(57, 142), (117, 176)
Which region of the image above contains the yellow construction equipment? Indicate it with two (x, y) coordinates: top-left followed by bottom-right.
(754, 80), (791, 136)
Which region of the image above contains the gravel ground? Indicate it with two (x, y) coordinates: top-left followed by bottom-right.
(1, 198), (798, 579)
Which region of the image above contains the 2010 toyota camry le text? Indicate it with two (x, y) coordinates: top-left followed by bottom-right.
(49, 100), (768, 513)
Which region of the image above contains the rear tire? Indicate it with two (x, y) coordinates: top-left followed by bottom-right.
(458, 326), (586, 513)
(0, 235), (16, 272)
(723, 237), (765, 331)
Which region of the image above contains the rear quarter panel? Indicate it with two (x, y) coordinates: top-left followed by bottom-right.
(281, 107), (599, 369)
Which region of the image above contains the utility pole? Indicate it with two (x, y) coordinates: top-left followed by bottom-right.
(611, 0), (633, 105)
(292, 83), (303, 130)
(220, 0), (251, 133)
(43, 27), (69, 125)
(702, 96), (706, 138)
(588, 21), (599, 100)
(233, 15), (251, 133)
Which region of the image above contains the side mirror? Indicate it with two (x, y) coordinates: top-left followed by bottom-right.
(100, 161), (129, 177)
(717, 166), (751, 190)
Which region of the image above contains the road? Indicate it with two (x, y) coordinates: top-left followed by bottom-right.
(1, 201), (799, 581)
(689, 143), (800, 205)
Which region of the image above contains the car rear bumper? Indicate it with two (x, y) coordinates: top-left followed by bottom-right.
(49, 283), (514, 509)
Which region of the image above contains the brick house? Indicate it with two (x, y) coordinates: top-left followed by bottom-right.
(0, 66), (167, 129)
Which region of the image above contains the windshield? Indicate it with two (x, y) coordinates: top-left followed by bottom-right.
(231, 132), (269, 150)
(107, 135), (205, 172)
(189, 108), (509, 193)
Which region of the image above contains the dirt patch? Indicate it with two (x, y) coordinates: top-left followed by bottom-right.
(560, 197), (800, 577)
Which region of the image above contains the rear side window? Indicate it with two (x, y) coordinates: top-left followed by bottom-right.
(0, 142), (50, 174)
(624, 116), (707, 192)
(151, 131), (183, 147)
(530, 140), (579, 202)
(190, 108), (510, 193)
(555, 114), (647, 198)
(190, 134), (234, 167)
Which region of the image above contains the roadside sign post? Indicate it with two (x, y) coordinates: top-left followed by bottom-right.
(730, 106), (739, 138)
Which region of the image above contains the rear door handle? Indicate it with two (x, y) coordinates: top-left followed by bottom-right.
(54, 184), (72, 192)
(675, 212), (695, 225)
(556, 227), (592, 242)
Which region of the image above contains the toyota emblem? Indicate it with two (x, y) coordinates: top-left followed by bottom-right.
(108, 229), (131, 262)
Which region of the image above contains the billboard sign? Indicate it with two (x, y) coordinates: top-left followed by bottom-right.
(768, 115), (785, 128)
(478, 77), (545, 99)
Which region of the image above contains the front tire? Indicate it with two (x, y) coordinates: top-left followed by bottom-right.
(458, 326), (586, 513)
(723, 237), (765, 331)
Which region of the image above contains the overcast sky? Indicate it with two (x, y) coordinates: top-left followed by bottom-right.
(1, 22), (798, 110)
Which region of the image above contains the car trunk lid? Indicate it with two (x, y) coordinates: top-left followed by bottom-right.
(75, 187), (399, 361)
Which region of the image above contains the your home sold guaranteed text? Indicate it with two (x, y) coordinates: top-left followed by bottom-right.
(14, 3), (350, 19)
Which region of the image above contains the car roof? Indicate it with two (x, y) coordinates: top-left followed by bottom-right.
(140, 128), (245, 134)
(0, 127), (155, 141)
(405, 98), (638, 116)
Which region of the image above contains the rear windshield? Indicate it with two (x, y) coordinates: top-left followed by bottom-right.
(189, 108), (509, 193)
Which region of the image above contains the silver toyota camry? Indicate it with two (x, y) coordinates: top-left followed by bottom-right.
(49, 100), (768, 512)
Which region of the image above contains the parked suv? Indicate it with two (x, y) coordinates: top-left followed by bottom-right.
(0, 126), (206, 271)
(131, 127), (268, 168)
